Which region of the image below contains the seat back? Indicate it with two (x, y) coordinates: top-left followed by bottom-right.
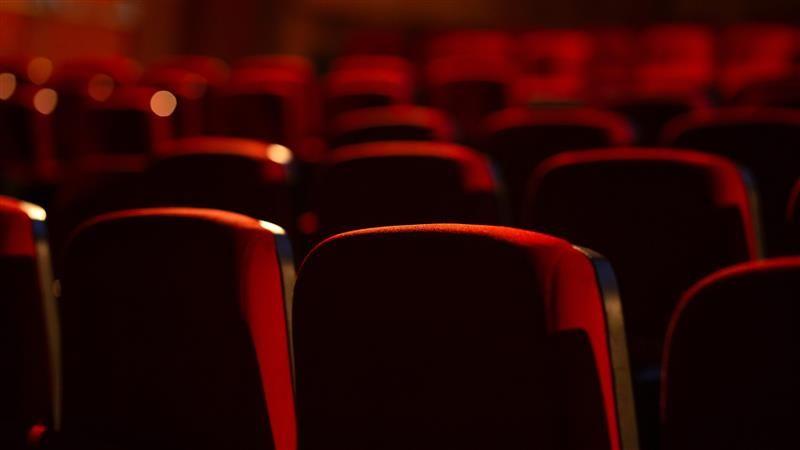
(524, 149), (758, 371)
(0, 197), (56, 449)
(662, 258), (800, 450)
(663, 108), (800, 255)
(141, 137), (295, 230)
(481, 107), (632, 218)
(328, 105), (452, 148)
(59, 208), (295, 450)
(309, 142), (503, 238)
(293, 224), (638, 450)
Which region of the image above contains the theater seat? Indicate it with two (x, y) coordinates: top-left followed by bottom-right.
(221, 62), (315, 156)
(522, 148), (759, 448)
(325, 58), (413, 117)
(481, 107), (633, 221)
(82, 87), (174, 156)
(328, 105), (453, 148)
(662, 107), (800, 255)
(49, 57), (142, 161)
(307, 141), (504, 239)
(734, 76), (800, 109)
(0, 83), (57, 183)
(58, 208), (295, 450)
(140, 137), (295, 231)
(426, 55), (515, 143)
(662, 258), (800, 450)
(293, 224), (638, 450)
(0, 197), (56, 450)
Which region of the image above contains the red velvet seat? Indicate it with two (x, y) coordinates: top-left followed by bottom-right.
(0, 83), (57, 183)
(662, 107), (800, 255)
(328, 105), (453, 148)
(426, 30), (514, 60)
(426, 55), (515, 143)
(0, 197), (56, 450)
(221, 59), (317, 158)
(48, 57), (142, 161)
(601, 92), (710, 145)
(307, 142), (503, 239)
(140, 137), (295, 231)
(58, 208), (295, 450)
(293, 224), (638, 450)
(82, 86), (174, 156)
(481, 107), (633, 220)
(633, 24), (714, 95)
(324, 66), (412, 118)
(522, 148), (759, 448)
(146, 56), (231, 134)
(516, 29), (594, 100)
(718, 24), (799, 98)
(662, 258), (800, 450)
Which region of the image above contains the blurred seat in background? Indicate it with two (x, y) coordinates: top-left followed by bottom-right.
(328, 104), (452, 148)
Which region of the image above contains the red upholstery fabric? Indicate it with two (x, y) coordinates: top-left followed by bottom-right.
(328, 105), (453, 148)
(293, 224), (635, 450)
(481, 107), (633, 220)
(426, 55), (515, 143)
(140, 137), (294, 230)
(220, 65), (315, 155)
(325, 56), (413, 117)
(0, 197), (54, 450)
(601, 92), (709, 145)
(82, 86), (173, 156)
(662, 107), (800, 255)
(426, 30), (514, 60)
(309, 142), (503, 238)
(661, 257), (800, 450)
(718, 24), (800, 97)
(59, 208), (295, 450)
(0, 84), (57, 181)
(523, 148), (758, 448)
(733, 76), (800, 109)
(516, 30), (593, 100)
(633, 24), (714, 94)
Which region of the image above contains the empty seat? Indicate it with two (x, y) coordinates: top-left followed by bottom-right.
(141, 137), (295, 231)
(426, 30), (514, 60)
(522, 148), (759, 448)
(603, 92), (709, 145)
(48, 57), (142, 161)
(293, 224), (638, 450)
(221, 59), (317, 157)
(516, 29), (594, 100)
(58, 208), (295, 450)
(662, 107), (800, 255)
(633, 24), (714, 95)
(0, 82), (57, 183)
(328, 105), (453, 148)
(0, 197), (56, 450)
(82, 86), (174, 156)
(307, 142), (503, 239)
(481, 107), (633, 219)
(426, 55), (515, 143)
(325, 66), (413, 118)
(661, 258), (800, 450)
(718, 24), (799, 97)
(146, 56), (231, 134)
